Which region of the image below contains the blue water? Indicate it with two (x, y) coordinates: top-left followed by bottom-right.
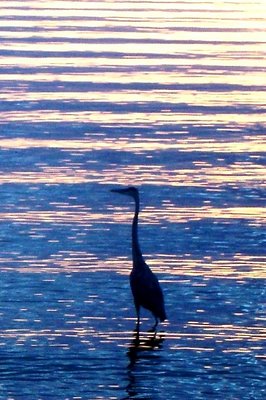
(0, 1), (265, 399)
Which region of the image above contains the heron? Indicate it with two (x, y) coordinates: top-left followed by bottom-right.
(111, 186), (167, 333)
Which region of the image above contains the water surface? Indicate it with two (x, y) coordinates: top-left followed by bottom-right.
(0, 1), (265, 399)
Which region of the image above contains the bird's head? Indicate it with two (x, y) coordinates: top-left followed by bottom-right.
(111, 186), (139, 201)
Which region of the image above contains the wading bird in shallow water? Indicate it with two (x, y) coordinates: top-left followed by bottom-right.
(111, 187), (167, 334)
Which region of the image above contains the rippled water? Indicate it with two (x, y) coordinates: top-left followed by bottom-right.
(0, 1), (265, 399)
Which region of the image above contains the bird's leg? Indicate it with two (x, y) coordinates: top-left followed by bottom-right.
(136, 311), (140, 333)
(134, 304), (140, 332)
(133, 317), (140, 343)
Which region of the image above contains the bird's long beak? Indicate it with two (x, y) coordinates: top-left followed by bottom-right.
(110, 188), (128, 195)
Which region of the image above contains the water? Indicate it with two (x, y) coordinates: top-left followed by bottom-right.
(0, 1), (265, 399)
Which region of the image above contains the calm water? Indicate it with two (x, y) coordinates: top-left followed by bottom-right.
(0, 1), (265, 399)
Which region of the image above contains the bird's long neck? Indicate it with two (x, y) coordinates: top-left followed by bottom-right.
(132, 196), (145, 266)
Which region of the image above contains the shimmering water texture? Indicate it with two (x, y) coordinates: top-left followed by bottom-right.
(0, 1), (265, 399)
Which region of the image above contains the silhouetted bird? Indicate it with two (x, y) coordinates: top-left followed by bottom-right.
(111, 186), (167, 333)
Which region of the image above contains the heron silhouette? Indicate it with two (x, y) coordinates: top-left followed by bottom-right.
(111, 186), (167, 334)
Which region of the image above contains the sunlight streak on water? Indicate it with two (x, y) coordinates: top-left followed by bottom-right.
(0, 205), (265, 226)
(0, 253), (265, 279)
(0, 323), (265, 353)
(0, 137), (265, 153)
(0, 160), (265, 188)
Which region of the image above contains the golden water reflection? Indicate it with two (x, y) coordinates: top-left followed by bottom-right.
(1, 137), (265, 153)
(0, 204), (265, 226)
(1, 110), (264, 125)
(0, 322), (265, 356)
(0, 90), (265, 109)
(0, 252), (265, 279)
(0, 163), (264, 188)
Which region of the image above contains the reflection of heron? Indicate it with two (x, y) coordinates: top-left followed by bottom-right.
(111, 187), (167, 334)
(128, 330), (165, 365)
(126, 330), (165, 399)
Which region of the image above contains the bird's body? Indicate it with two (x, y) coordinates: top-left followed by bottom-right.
(111, 186), (166, 332)
(130, 262), (166, 326)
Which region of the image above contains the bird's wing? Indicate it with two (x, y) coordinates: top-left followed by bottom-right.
(130, 267), (165, 317)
